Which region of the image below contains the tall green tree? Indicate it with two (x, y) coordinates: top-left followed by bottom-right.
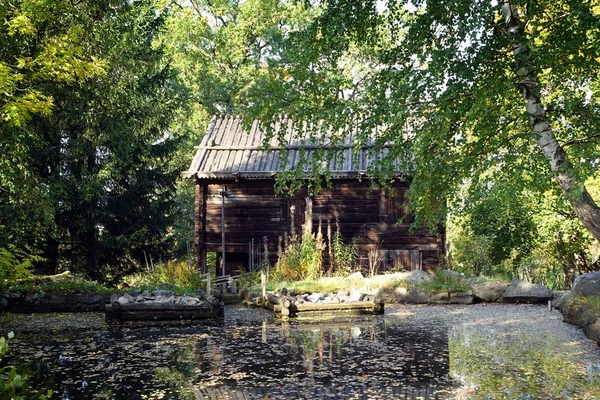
(161, 0), (315, 260)
(248, 0), (600, 243)
(0, 0), (107, 251)
(1, 0), (184, 281)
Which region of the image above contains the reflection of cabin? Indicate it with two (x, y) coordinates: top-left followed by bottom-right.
(183, 115), (445, 275)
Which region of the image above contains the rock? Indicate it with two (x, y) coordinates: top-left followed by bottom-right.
(584, 318), (600, 342)
(407, 288), (430, 304)
(140, 290), (150, 297)
(442, 269), (461, 278)
(344, 271), (364, 281)
(280, 288), (288, 296)
(157, 296), (175, 304)
(472, 281), (509, 302)
(349, 289), (363, 302)
(118, 293), (134, 305)
(337, 289), (349, 297)
(288, 288), (296, 297)
(449, 291), (474, 304)
(430, 292), (449, 302)
(25, 292), (41, 304)
(572, 271), (600, 297)
(551, 290), (568, 308)
(502, 279), (553, 303)
(153, 289), (174, 297)
(394, 287), (408, 303)
(82, 294), (104, 305)
(307, 293), (323, 303)
(396, 270), (433, 285)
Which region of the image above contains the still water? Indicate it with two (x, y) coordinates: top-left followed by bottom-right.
(1, 304), (600, 399)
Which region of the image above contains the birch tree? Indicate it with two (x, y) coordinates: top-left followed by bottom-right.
(248, 0), (600, 243)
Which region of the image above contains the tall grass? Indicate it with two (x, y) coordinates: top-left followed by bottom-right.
(123, 260), (205, 290)
(272, 198), (325, 281)
(329, 220), (358, 276)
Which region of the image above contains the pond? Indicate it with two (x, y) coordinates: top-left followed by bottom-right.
(1, 304), (600, 399)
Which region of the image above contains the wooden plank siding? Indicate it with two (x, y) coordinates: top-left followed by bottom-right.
(197, 179), (443, 273)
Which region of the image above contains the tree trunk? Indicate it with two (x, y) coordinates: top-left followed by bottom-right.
(502, 3), (600, 243)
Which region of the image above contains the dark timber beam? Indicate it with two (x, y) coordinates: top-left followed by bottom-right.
(195, 179), (208, 273)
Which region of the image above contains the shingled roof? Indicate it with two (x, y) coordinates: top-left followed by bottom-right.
(183, 115), (402, 180)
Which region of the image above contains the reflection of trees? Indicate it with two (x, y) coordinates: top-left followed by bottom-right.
(194, 334), (224, 374)
(283, 323), (376, 374)
(152, 339), (199, 400)
(449, 325), (600, 398)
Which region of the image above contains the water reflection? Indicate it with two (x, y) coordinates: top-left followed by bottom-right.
(195, 317), (452, 391)
(2, 310), (453, 399)
(3, 305), (600, 399)
(449, 323), (600, 398)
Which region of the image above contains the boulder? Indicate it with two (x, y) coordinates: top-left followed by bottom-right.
(502, 279), (552, 303)
(349, 289), (363, 302)
(307, 292), (323, 303)
(430, 291), (449, 302)
(153, 289), (174, 297)
(343, 272), (365, 281)
(572, 271), (600, 297)
(471, 281), (508, 302)
(584, 318), (600, 342)
(407, 287), (430, 304)
(449, 291), (474, 304)
(374, 287), (407, 303)
(442, 269), (461, 279)
(118, 293), (135, 305)
(396, 270), (433, 285)
(551, 290), (568, 308)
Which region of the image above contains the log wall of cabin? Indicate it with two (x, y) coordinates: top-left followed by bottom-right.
(198, 179), (443, 272)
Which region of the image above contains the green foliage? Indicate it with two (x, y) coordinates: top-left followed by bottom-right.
(299, 232), (324, 280)
(0, 0), (109, 255)
(450, 326), (600, 398)
(0, 247), (43, 281)
(0, 332), (52, 400)
(6, 275), (110, 294)
(448, 174), (600, 288)
(265, 276), (358, 294)
(1, 1), (185, 282)
(123, 261), (205, 291)
(273, 232), (324, 281)
(447, 219), (494, 277)
(247, 0), (600, 244)
(330, 231), (358, 276)
(421, 270), (469, 293)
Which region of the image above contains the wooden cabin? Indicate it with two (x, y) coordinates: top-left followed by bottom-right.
(183, 115), (445, 275)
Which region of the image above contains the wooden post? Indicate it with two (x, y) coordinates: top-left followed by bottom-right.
(195, 181), (207, 273)
(221, 185), (227, 277)
(261, 272), (266, 299)
(206, 273), (212, 296)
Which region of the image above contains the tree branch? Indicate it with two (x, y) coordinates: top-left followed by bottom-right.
(560, 133), (600, 147)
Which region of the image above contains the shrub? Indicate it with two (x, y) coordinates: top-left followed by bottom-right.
(329, 220), (358, 276)
(123, 260), (205, 291)
(272, 198), (325, 281)
(422, 269), (469, 292)
(6, 275), (111, 294)
(1, 332), (52, 399)
(0, 246), (44, 282)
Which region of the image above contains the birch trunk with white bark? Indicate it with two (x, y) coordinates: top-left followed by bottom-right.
(502, 3), (600, 243)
